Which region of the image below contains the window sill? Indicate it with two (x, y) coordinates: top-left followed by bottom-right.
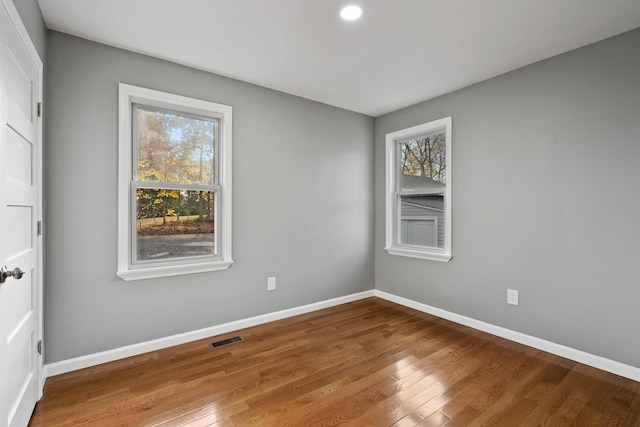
(385, 246), (452, 262)
(117, 259), (234, 281)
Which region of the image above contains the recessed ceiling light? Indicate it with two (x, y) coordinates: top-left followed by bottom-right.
(340, 5), (363, 21)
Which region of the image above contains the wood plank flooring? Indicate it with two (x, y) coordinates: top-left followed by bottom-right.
(28, 298), (640, 426)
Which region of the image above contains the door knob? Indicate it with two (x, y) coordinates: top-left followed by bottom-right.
(0, 266), (25, 284)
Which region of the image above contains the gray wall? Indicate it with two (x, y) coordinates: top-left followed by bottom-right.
(45, 31), (374, 363)
(40, 15), (640, 369)
(375, 28), (640, 367)
(12, 0), (46, 62)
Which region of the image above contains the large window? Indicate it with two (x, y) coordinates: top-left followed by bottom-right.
(385, 117), (451, 262)
(118, 84), (233, 280)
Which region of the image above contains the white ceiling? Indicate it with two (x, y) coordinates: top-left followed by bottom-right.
(37, 0), (640, 117)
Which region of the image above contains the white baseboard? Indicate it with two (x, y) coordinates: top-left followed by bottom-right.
(45, 290), (375, 378)
(374, 290), (640, 382)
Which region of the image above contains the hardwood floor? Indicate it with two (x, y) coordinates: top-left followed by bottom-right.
(29, 298), (640, 426)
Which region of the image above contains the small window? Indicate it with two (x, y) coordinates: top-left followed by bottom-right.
(385, 117), (451, 262)
(118, 84), (233, 280)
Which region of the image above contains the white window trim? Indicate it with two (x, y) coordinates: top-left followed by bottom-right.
(385, 117), (452, 262)
(117, 83), (233, 281)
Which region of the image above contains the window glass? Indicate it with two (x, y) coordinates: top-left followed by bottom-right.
(399, 132), (446, 189)
(135, 189), (215, 262)
(133, 106), (219, 265)
(398, 132), (446, 249)
(136, 107), (215, 186)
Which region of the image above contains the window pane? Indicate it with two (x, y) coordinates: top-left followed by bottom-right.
(136, 108), (215, 186)
(135, 189), (215, 262)
(398, 132), (446, 248)
(400, 131), (446, 190)
(401, 219), (437, 247)
(400, 193), (444, 248)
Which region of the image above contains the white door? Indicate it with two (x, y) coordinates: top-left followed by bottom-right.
(0, 1), (43, 426)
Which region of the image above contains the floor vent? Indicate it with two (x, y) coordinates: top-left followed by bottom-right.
(211, 336), (243, 349)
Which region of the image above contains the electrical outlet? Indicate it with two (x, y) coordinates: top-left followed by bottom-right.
(267, 277), (276, 291)
(507, 289), (519, 306)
